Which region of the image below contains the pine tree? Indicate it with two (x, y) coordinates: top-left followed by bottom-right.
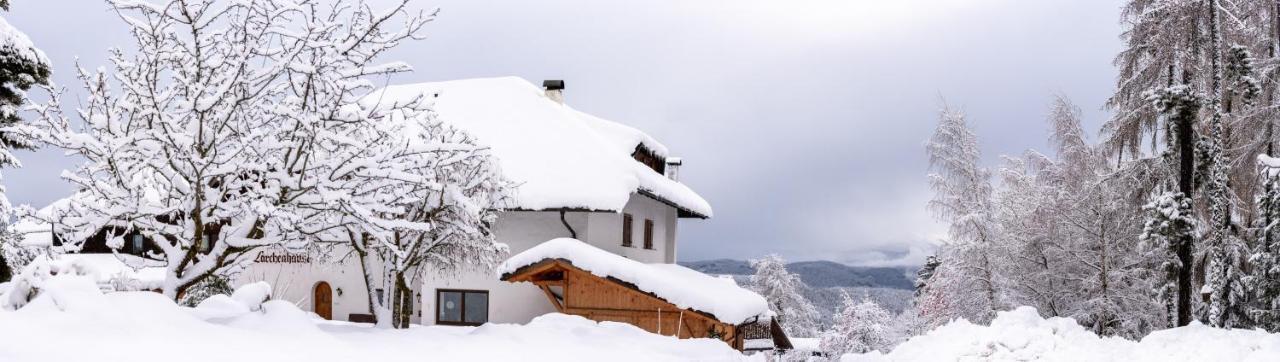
(1250, 155), (1280, 331)
(749, 254), (821, 338)
(0, 0), (50, 284)
(1200, 117), (1252, 327)
(1148, 84), (1202, 326)
(913, 255), (940, 297)
(1140, 191), (1196, 327)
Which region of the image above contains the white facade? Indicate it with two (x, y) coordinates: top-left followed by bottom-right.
(234, 191), (684, 325)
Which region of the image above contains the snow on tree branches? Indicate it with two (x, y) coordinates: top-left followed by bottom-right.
(10, 0), (445, 300)
(0, 1), (50, 284)
(749, 254), (820, 338)
(925, 105), (1002, 324)
(820, 292), (893, 356)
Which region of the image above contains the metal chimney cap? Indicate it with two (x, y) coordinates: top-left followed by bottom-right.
(543, 80), (565, 90)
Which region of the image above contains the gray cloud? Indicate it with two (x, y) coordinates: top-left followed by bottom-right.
(3, 0), (1124, 267)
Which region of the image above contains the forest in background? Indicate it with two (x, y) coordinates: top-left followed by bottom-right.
(916, 0), (1280, 340)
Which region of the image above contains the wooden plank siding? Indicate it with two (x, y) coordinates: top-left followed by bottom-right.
(503, 259), (748, 350)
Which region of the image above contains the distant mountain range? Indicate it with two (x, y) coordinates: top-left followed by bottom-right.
(679, 259), (917, 290)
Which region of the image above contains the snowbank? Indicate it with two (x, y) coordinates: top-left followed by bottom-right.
(501, 238), (770, 324)
(53, 253), (166, 290)
(843, 307), (1280, 362)
(0, 274), (754, 362)
(363, 77), (712, 217)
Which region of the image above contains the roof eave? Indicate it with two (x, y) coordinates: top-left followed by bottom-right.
(637, 189), (710, 219)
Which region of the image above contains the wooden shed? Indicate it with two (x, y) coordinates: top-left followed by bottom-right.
(499, 238), (788, 351)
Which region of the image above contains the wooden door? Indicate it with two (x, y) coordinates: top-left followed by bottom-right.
(314, 281), (332, 320)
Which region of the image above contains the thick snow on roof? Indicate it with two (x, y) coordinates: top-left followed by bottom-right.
(500, 238), (768, 324)
(363, 77), (711, 217)
(9, 199), (68, 247)
(51, 254), (166, 290)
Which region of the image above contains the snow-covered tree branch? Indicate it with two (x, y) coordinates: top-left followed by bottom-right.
(11, 0), (436, 300)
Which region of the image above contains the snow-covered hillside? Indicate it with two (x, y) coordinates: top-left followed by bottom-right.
(843, 307), (1280, 362)
(0, 275), (753, 362)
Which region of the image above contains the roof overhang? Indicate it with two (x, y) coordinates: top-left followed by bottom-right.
(506, 191), (709, 219)
(637, 189), (709, 219)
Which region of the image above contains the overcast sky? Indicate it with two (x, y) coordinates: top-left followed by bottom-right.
(4, 0), (1125, 267)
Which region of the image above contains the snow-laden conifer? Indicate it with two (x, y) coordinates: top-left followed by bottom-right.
(0, 0), (50, 284)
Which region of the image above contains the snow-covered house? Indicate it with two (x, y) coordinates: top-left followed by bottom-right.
(17, 77), (751, 331)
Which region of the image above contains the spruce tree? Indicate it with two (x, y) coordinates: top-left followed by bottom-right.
(1250, 158), (1280, 331)
(0, 0), (50, 284)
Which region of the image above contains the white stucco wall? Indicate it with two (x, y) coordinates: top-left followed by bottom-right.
(418, 210), (579, 325)
(229, 193), (683, 326)
(585, 194), (678, 264)
(235, 245), (376, 323)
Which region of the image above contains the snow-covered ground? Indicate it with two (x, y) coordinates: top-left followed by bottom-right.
(0, 275), (754, 362)
(844, 307), (1280, 362)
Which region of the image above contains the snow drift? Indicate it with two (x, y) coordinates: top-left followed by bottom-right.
(844, 307), (1280, 362)
(0, 273), (753, 362)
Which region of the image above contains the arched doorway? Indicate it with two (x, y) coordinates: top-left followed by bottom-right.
(313, 281), (332, 320)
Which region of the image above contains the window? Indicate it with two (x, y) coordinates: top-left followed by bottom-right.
(131, 235), (145, 254)
(622, 214), (633, 247)
(436, 289), (488, 326)
(643, 219), (654, 250)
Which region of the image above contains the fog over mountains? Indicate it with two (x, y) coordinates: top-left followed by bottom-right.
(679, 259), (918, 326)
(679, 259), (916, 289)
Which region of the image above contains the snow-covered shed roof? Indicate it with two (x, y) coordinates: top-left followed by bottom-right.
(9, 199), (68, 247)
(362, 77), (711, 218)
(499, 238), (769, 325)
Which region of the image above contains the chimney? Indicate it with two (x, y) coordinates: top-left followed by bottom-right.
(665, 157), (683, 181)
(543, 79), (565, 104)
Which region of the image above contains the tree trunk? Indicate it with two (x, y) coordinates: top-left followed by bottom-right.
(0, 251), (11, 283)
(391, 271), (413, 329)
(355, 235), (379, 322)
(1176, 94), (1197, 327)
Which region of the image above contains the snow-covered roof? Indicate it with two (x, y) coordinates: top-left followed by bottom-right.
(51, 254), (166, 290)
(363, 77), (711, 218)
(9, 200), (67, 247)
(499, 238), (769, 325)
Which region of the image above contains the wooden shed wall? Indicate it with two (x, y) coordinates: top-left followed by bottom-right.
(562, 268), (738, 345)
(507, 261), (744, 349)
